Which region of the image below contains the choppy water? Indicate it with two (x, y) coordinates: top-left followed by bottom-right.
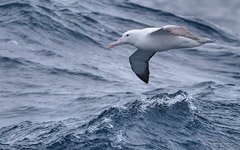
(0, 0), (240, 149)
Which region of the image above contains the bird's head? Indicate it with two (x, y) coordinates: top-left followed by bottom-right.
(108, 30), (139, 48)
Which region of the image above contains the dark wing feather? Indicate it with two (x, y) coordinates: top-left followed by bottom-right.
(129, 50), (156, 83)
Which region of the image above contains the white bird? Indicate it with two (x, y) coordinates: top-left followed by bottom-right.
(108, 25), (215, 83)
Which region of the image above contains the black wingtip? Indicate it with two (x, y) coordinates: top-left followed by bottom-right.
(136, 74), (149, 84)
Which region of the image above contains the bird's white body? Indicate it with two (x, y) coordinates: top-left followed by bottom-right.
(133, 28), (202, 52)
(108, 25), (214, 83)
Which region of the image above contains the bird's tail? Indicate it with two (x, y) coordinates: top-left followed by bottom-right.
(198, 37), (216, 44)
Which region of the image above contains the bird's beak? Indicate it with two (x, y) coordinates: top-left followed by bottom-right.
(108, 37), (123, 48)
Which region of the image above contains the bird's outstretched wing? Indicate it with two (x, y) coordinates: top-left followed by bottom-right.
(129, 50), (156, 83)
(150, 25), (200, 40)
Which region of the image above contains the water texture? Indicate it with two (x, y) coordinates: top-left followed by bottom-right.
(0, 0), (240, 149)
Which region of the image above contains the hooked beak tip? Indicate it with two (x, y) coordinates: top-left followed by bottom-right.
(107, 44), (114, 49)
(108, 38), (123, 49)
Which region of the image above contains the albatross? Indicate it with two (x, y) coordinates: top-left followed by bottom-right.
(108, 25), (215, 83)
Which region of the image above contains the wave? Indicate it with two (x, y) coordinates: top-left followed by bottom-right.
(1, 0), (239, 48)
(0, 0), (240, 150)
(0, 1), (32, 9)
(47, 67), (108, 81)
(0, 56), (30, 68)
(0, 56), (108, 82)
(1, 87), (239, 149)
(0, 90), (199, 150)
(0, 0), (103, 46)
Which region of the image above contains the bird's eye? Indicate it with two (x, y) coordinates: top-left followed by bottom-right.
(126, 34), (129, 37)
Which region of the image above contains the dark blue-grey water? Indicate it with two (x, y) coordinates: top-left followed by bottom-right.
(0, 0), (240, 149)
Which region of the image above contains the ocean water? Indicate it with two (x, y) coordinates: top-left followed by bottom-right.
(0, 0), (240, 149)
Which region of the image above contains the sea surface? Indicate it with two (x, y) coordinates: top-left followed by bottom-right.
(0, 0), (240, 150)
